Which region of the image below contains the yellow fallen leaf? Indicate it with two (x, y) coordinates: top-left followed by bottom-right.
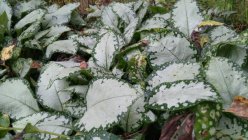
(0, 45), (15, 61)
(198, 20), (224, 28)
(225, 96), (248, 119)
(199, 35), (210, 48)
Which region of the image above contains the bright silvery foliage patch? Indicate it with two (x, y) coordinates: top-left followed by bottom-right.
(0, 0), (248, 139)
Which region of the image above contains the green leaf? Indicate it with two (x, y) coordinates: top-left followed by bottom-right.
(147, 62), (201, 91)
(0, 12), (8, 41)
(75, 77), (139, 132)
(13, 112), (72, 140)
(45, 40), (78, 59)
(0, 0), (12, 30)
(205, 57), (248, 109)
(37, 62), (81, 111)
(24, 123), (40, 134)
(193, 102), (222, 140)
(93, 30), (125, 69)
(0, 113), (10, 138)
(14, 9), (45, 30)
(0, 79), (40, 119)
(172, 0), (203, 37)
(145, 33), (196, 67)
(148, 80), (219, 111)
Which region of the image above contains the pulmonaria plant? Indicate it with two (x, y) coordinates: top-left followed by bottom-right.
(0, 0), (248, 139)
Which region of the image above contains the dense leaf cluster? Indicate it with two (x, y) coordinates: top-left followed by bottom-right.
(0, 0), (248, 139)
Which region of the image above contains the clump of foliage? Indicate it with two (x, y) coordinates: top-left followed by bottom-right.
(0, 0), (248, 139)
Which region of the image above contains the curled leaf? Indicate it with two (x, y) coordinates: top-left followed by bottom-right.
(225, 96), (248, 119)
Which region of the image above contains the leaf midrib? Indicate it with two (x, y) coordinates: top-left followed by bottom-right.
(0, 93), (39, 112)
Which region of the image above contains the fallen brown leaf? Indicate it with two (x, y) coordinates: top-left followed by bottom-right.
(225, 96), (248, 119)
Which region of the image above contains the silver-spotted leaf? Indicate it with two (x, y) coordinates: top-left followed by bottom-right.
(147, 62), (201, 90)
(205, 57), (248, 109)
(172, 0), (203, 37)
(0, 79), (39, 119)
(148, 81), (218, 111)
(13, 112), (72, 140)
(75, 78), (139, 132)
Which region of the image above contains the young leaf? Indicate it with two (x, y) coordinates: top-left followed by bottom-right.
(0, 79), (40, 119)
(13, 112), (72, 140)
(75, 77), (139, 132)
(145, 33), (196, 67)
(205, 57), (248, 109)
(147, 62), (201, 90)
(148, 81), (219, 111)
(193, 102), (222, 139)
(172, 0), (203, 37)
(45, 40), (78, 59)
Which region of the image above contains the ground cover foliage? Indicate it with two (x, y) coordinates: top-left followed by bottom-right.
(0, 0), (248, 139)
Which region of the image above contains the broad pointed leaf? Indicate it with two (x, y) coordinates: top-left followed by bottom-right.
(37, 62), (80, 111)
(43, 3), (80, 27)
(93, 31), (125, 69)
(14, 0), (46, 18)
(14, 9), (45, 30)
(45, 40), (78, 59)
(0, 0), (12, 30)
(138, 14), (169, 32)
(145, 33), (196, 67)
(75, 78), (139, 132)
(205, 57), (248, 109)
(148, 81), (218, 111)
(216, 114), (248, 139)
(210, 26), (238, 45)
(13, 112), (72, 140)
(147, 62), (201, 90)
(172, 0), (203, 37)
(0, 79), (39, 119)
